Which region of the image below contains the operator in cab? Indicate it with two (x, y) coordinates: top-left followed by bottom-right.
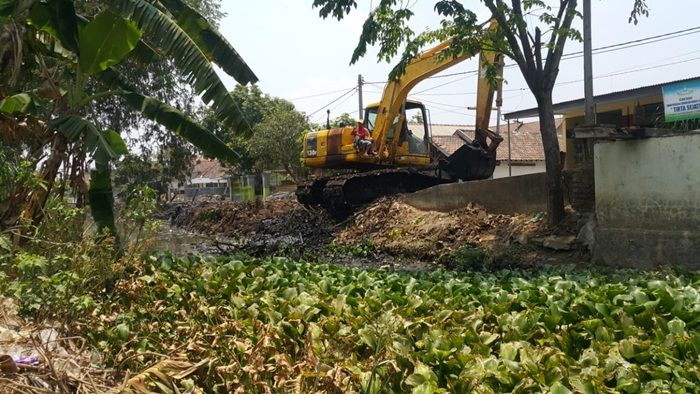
(352, 119), (376, 158)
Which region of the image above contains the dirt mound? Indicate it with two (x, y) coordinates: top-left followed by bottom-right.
(170, 200), (299, 237)
(334, 198), (536, 256)
(168, 196), (585, 268)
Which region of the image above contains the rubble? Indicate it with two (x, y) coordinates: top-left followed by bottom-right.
(0, 296), (118, 393)
(542, 235), (578, 251)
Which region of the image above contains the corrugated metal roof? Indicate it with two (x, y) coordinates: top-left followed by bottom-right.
(504, 76), (700, 120)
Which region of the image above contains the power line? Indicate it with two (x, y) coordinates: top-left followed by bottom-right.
(307, 87), (357, 118)
(561, 25), (700, 59)
(289, 86), (357, 101)
(364, 25), (700, 90)
(312, 90), (359, 124)
(554, 56), (700, 88)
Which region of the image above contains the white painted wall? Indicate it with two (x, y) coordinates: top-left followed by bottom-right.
(595, 132), (700, 231)
(493, 162), (546, 179)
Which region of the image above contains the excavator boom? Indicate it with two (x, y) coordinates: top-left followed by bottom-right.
(372, 21), (502, 160)
(297, 20), (505, 215)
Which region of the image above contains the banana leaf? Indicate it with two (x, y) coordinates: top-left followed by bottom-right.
(110, 0), (255, 133)
(122, 90), (239, 164)
(78, 10), (142, 75)
(156, 0), (258, 84)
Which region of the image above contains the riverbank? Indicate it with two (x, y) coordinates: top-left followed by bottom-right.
(164, 195), (589, 271)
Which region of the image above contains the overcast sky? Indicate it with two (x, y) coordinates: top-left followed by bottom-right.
(214, 1), (700, 127)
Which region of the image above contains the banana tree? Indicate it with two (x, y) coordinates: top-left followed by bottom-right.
(0, 0), (257, 238)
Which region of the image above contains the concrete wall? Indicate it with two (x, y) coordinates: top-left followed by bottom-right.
(594, 132), (700, 269)
(401, 173), (548, 214)
(493, 162), (545, 179)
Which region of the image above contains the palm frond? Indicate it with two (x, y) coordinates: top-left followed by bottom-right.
(155, 0), (258, 84)
(51, 115), (128, 164)
(122, 91), (240, 164)
(109, 0), (254, 133)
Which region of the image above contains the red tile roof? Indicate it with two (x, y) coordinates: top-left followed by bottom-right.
(427, 119), (564, 162)
(192, 156), (228, 180)
(430, 135), (466, 156)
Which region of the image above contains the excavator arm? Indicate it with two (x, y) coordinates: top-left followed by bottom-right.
(372, 21), (503, 161)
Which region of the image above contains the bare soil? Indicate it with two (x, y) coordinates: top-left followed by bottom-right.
(166, 196), (588, 270)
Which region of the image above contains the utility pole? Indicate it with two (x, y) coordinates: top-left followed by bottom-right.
(357, 74), (364, 120)
(507, 119), (512, 177)
(583, 0), (595, 125)
(495, 54), (504, 154)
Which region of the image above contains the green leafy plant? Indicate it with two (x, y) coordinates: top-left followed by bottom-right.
(3, 253), (699, 392)
(437, 245), (489, 271)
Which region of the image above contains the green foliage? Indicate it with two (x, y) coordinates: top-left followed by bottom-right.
(122, 91), (240, 163)
(52, 115), (128, 165)
(4, 255), (700, 392)
(248, 105), (308, 175)
(78, 10), (142, 75)
(0, 93), (35, 114)
(331, 112), (355, 127)
(119, 184), (160, 242)
(437, 245), (488, 271)
(89, 163), (118, 237)
(110, 0), (257, 132)
(158, 0), (257, 84)
(330, 238), (377, 258)
(0, 146), (18, 201)
(1, 0), (257, 233)
(203, 84), (309, 174)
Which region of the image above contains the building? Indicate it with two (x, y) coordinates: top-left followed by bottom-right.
(425, 119), (564, 178)
(503, 76), (700, 169)
(180, 156), (230, 198)
(503, 76), (700, 269)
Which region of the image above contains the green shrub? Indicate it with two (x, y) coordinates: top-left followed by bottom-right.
(437, 245), (489, 271)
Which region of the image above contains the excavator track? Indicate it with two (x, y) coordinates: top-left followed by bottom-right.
(297, 169), (448, 217)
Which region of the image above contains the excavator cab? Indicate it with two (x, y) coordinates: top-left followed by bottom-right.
(364, 100), (432, 166)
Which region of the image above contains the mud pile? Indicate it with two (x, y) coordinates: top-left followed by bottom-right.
(334, 197), (548, 258)
(168, 199), (335, 255)
(168, 196), (585, 267)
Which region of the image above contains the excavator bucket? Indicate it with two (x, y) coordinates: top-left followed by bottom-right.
(439, 142), (497, 181)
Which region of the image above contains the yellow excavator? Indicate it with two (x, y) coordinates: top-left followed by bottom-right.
(297, 31), (504, 214)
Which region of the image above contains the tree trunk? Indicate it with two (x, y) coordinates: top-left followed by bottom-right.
(283, 164), (299, 184)
(253, 172), (264, 209)
(19, 133), (67, 233)
(536, 93), (566, 225)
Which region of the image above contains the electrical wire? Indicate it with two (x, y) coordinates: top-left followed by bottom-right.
(364, 25), (700, 88)
(312, 90), (359, 124)
(289, 86), (357, 101)
(306, 87), (357, 118)
(560, 26), (700, 60)
(553, 56), (700, 88)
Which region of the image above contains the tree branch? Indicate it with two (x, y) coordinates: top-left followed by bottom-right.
(483, 1), (529, 79)
(544, 0), (569, 69)
(544, 0), (578, 90)
(511, 0), (537, 73)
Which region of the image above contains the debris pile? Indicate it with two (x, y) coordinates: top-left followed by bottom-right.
(168, 199), (335, 256)
(168, 196), (586, 267)
(0, 296), (116, 393)
(334, 198), (547, 257)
